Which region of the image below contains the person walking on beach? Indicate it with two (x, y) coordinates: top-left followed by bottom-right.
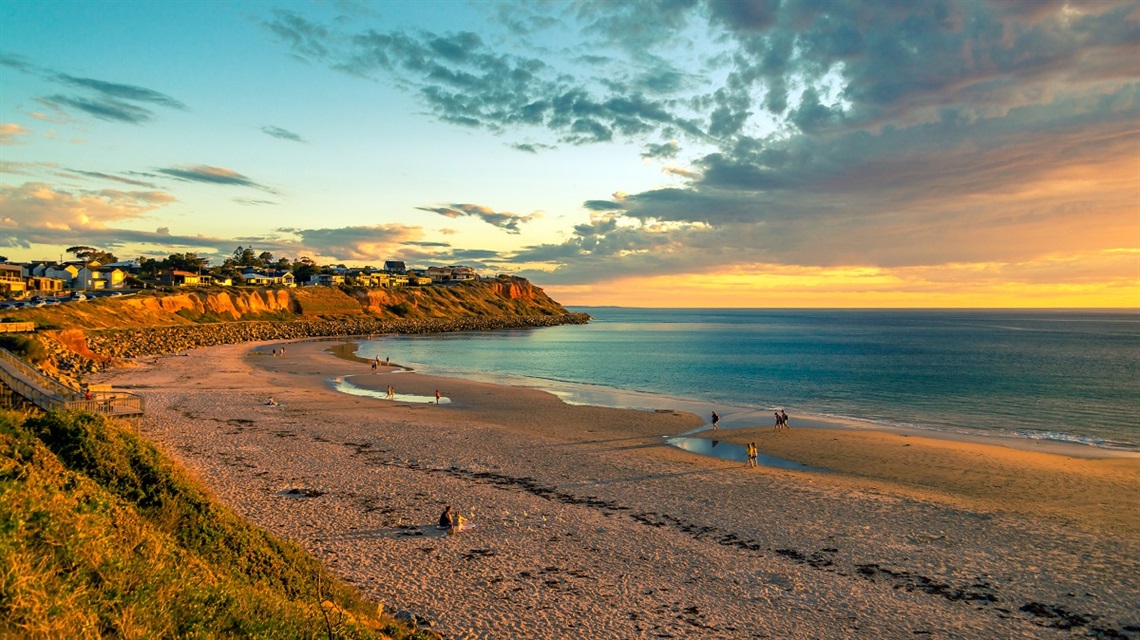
(780, 409), (790, 429)
(435, 390), (442, 404)
(371, 360), (377, 373)
(774, 411), (782, 430)
(747, 442), (758, 467)
(711, 411), (720, 430)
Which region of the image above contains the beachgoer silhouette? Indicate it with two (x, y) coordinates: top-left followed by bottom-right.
(439, 506), (454, 529)
(435, 390), (441, 404)
(386, 356), (390, 366)
(781, 410), (789, 429)
(386, 385), (395, 400)
(371, 361), (377, 373)
(267, 397), (278, 406)
(774, 412), (781, 430)
(711, 411), (720, 430)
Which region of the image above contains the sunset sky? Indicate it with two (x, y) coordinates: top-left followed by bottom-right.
(1, 0), (1137, 307)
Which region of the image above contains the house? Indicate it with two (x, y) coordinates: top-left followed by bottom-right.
(426, 265), (478, 283)
(383, 260), (407, 274)
(159, 270), (201, 287)
(308, 273), (345, 287)
(409, 275), (432, 286)
(239, 271), (275, 286)
(75, 266), (126, 290)
(0, 264), (25, 296)
(45, 264), (80, 285)
(240, 270), (295, 287)
(265, 270), (296, 287)
(26, 277), (65, 294)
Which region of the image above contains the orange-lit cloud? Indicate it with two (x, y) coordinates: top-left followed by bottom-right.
(546, 250), (1140, 308)
(0, 123), (30, 146)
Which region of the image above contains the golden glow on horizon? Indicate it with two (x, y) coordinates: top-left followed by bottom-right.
(546, 251), (1140, 308)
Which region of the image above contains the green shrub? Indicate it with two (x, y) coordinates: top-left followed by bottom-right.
(0, 335), (47, 364)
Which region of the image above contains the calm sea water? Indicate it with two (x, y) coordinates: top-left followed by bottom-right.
(357, 308), (1140, 451)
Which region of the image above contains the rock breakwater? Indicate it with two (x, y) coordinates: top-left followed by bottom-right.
(84, 313), (591, 359)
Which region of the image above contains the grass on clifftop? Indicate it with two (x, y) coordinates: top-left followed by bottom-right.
(0, 410), (429, 639)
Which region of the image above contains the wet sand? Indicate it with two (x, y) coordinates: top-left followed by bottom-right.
(92, 339), (1140, 639)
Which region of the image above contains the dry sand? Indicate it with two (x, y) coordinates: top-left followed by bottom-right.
(93, 339), (1140, 639)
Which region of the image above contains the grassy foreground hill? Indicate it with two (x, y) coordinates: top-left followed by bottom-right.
(0, 410), (429, 639)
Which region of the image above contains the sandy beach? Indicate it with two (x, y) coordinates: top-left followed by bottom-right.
(91, 339), (1140, 639)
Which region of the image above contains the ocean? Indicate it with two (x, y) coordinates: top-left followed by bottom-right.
(354, 308), (1140, 452)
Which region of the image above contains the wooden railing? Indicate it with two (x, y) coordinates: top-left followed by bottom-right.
(0, 348), (144, 416)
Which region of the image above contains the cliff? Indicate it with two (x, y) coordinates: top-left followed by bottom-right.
(5, 277), (587, 379)
(14, 277), (571, 330)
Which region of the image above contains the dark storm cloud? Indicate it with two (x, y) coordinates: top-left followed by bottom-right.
(261, 125), (306, 143)
(156, 165), (275, 192)
(416, 203), (539, 234)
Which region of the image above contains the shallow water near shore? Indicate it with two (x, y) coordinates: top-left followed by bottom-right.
(352, 308), (1140, 453)
(666, 436), (827, 471)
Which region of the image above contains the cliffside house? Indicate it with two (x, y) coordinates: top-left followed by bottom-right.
(240, 270), (296, 287)
(160, 270), (201, 287)
(45, 264), (80, 285)
(27, 276), (65, 294)
(76, 266), (126, 290)
(383, 260), (407, 274)
(307, 273), (346, 287)
(427, 265), (478, 283)
(0, 264), (26, 296)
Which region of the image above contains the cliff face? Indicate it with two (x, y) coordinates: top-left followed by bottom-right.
(11, 277), (571, 330)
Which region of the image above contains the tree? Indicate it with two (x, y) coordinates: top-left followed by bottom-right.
(231, 246), (259, 267)
(66, 245), (117, 264)
(257, 251), (274, 266)
(161, 252), (208, 273)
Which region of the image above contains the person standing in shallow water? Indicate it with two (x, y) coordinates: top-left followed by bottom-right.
(711, 411), (720, 430)
(435, 390), (442, 404)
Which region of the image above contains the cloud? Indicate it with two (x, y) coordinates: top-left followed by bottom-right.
(416, 203), (540, 233)
(291, 224), (425, 261)
(0, 123), (31, 145)
(510, 142), (557, 153)
(0, 182), (176, 249)
(261, 125), (306, 142)
(641, 140), (679, 158)
(2, 54), (186, 125)
(261, 12), (705, 145)
(64, 169), (158, 188)
(156, 165), (276, 192)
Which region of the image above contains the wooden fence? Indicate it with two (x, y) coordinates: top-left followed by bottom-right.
(0, 348), (144, 416)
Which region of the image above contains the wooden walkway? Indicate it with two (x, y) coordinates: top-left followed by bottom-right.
(0, 348), (144, 417)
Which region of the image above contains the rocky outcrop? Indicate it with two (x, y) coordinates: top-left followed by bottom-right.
(84, 313), (591, 359)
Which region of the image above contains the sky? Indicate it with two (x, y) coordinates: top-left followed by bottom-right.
(1, 0), (1137, 308)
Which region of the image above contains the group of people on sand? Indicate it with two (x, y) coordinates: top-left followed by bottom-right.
(774, 409), (790, 430)
(438, 506), (468, 534)
(370, 355), (392, 372)
(745, 441), (759, 467)
(272, 347), (286, 357)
